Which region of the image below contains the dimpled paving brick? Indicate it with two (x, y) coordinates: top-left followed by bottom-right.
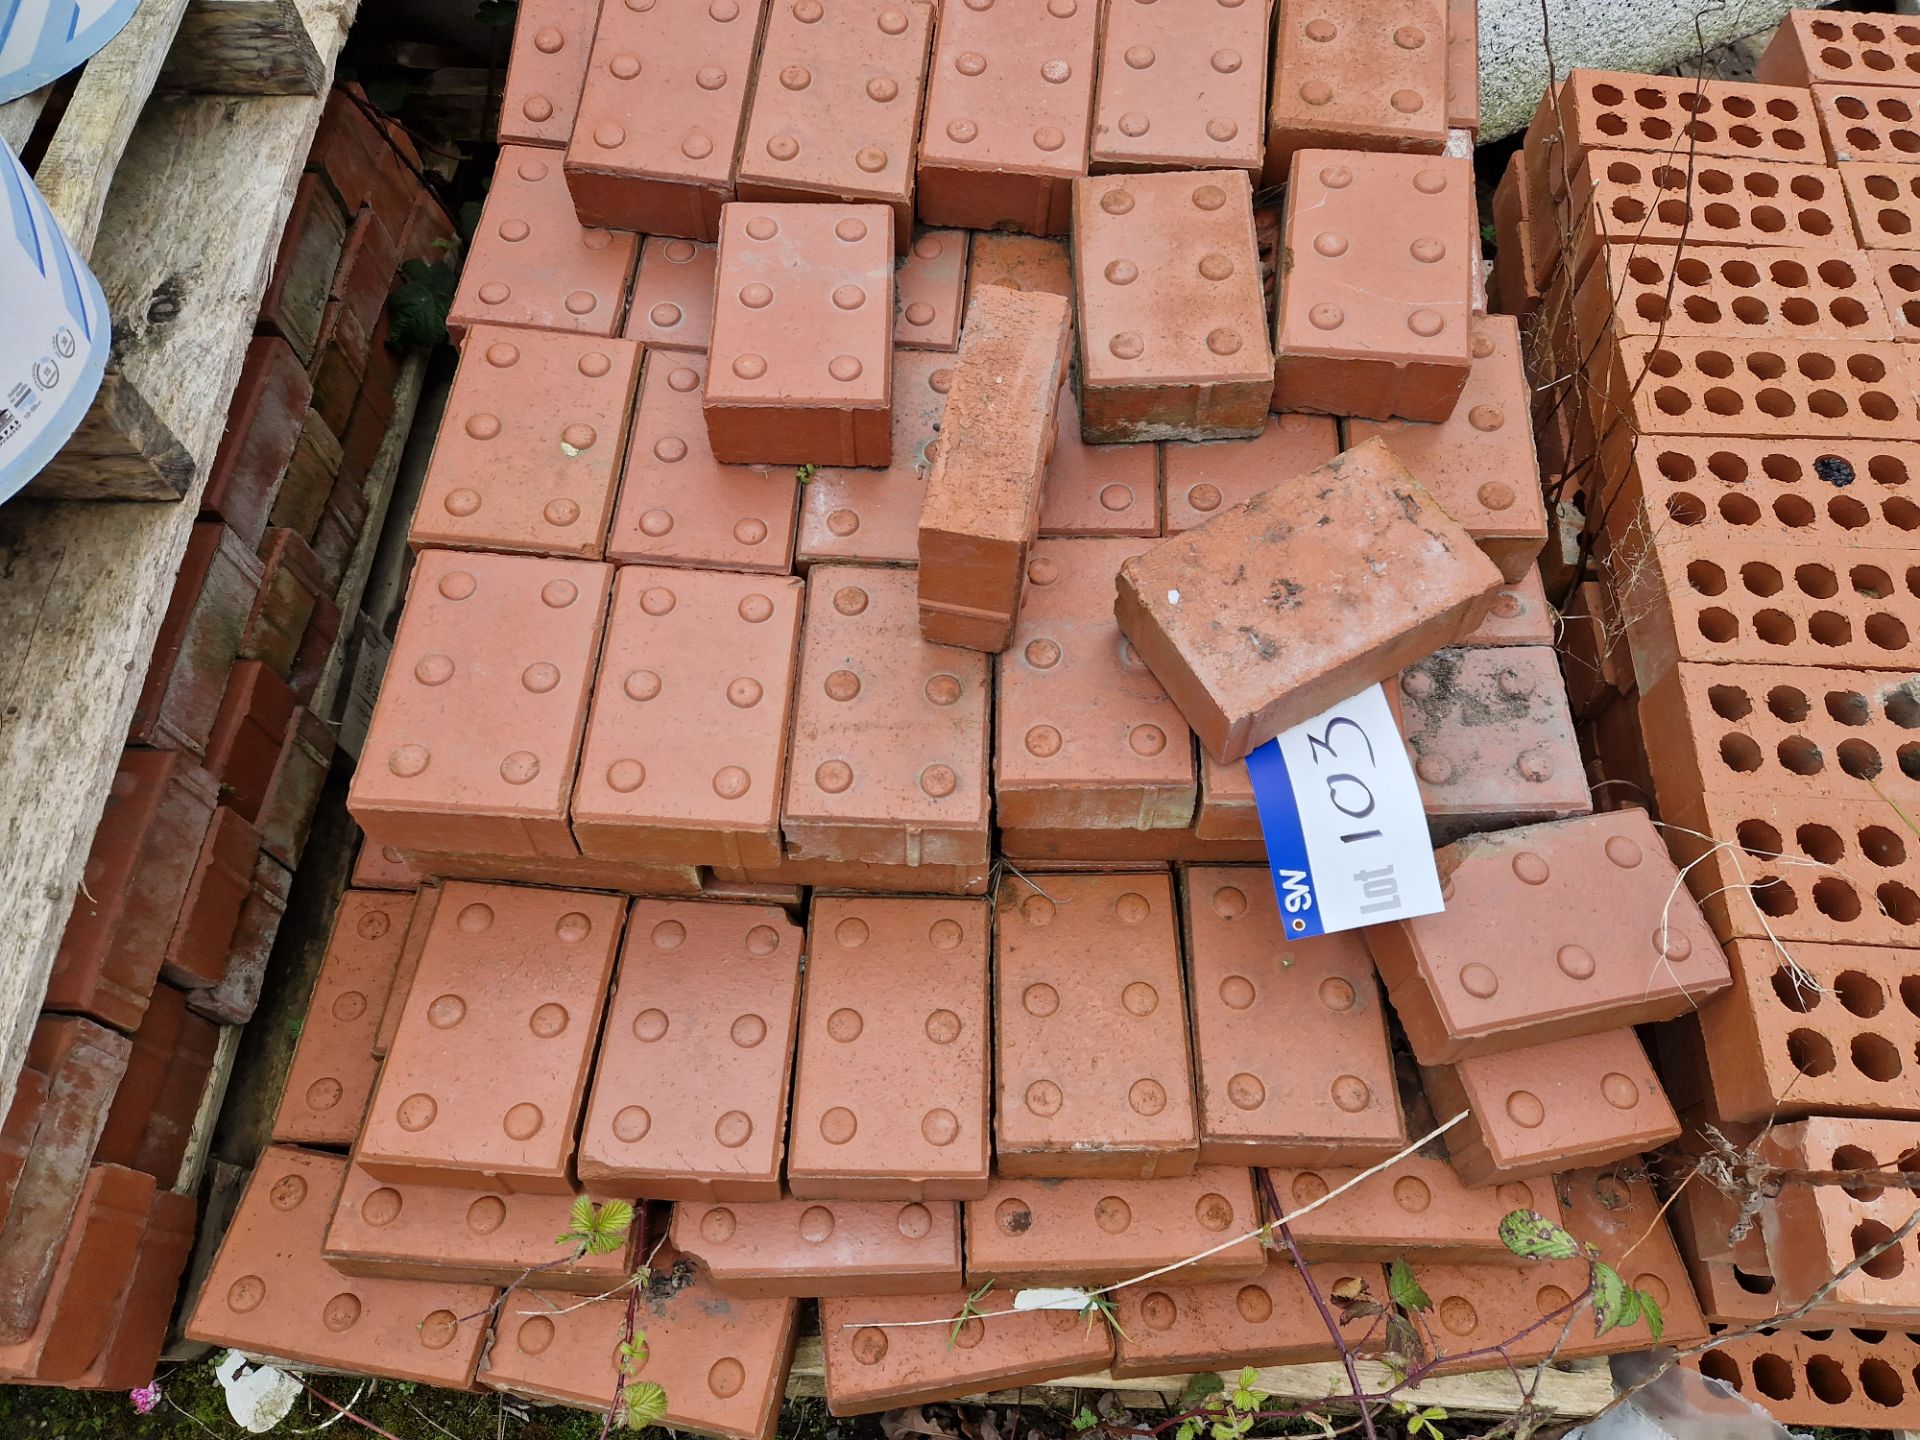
(704, 202), (894, 466)
(498, 0), (593, 148)
(1691, 1327), (1920, 1429)
(324, 1164), (636, 1292)
(1458, 569), (1555, 647)
(965, 1168), (1263, 1287)
(1264, 0), (1447, 184)
(572, 568), (802, 870)
(1367, 811), (1727, 1065)
(1446, 0), (1477, 132)
(735, 0), (934, 242)
(1107, 1257), (1372, 1379)
(411, 327), (640, 560)
(1072, 170), (1272, 442)
(1392, 646), (1592, 845)
(1842, 162), (1920, 248)
(797, 351), (949, 566)
(1161, 413), (1339, 535)
(481, 1258), (798, 1437)
(820, 1291), (1109, 1414)
(607, 354), (799, 573)
(1182, 866), (1404, 1167)
(271, 892), (412, 1146)
(1273, 150), (1473, 421)
(448, 147), (636, 340)
(673, 1198), (962, 1296)
(562, 0), (763, 238)
(786, 566), (991, 865)
(1348, 316), (1546, 581)
(348, 550), (610, 859)
(358, 883), (624, 1193)
(185, 1147), (494, 1384)
(998, 826), (1264, 864)
(789, 896), (989, 1199)
(965, 232), (1074, 307)
(1089, 0), (1270, 175)
(1037, 383), (1161, 537)
(917, 286), (1071, 650)
(731, 853), (991, 894)
(1271, 1159), (1535, 1261)
(996, 539), (1195, 833)
(1760, 10), (1920, 89)
(352, 841), (420, 892)
(915, 0), (1098, 236)
(1193, 750), (1258, 842)
(894, 229), (967, 351)
(1576, 244), (1892, 348)
(623, 237), (716, 351)
(1422, 1028), (1679, 1185)
(1759, 1118), (1920, 1314)
(577, 900), (801, 1200)
(994, 871), (1197, 1177)
(1115, 439), (1503, 763)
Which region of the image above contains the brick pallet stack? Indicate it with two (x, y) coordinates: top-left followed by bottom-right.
(181, 1), (1730, 1428)
(1496, 9), (1920, 1430)
(0, 91), (451, 1391)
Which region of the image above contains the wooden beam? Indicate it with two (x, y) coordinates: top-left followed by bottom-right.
(160, 0), (325, 97)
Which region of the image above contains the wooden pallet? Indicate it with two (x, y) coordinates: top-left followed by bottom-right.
(0, 0), (359, 1127)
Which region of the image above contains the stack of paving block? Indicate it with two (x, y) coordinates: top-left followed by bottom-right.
(0, 88), (452, 1393)
(1495, 9), (1920, 1429)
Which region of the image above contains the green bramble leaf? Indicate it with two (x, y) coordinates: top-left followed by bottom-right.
(1388, 1259), (1432, 1313)
(1175, 1373), (1224, 1410)
(1640, 1290), (1665, 1341)
(1591, 1262), (1628, 1338)
(1070, 1408), (1099, 1432)
(1498, 1210), (1581, 1262)
(622, 1380), (667, 1431)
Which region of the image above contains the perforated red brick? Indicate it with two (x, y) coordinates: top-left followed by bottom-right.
(674, 1197), (962, 1297)
(1870, 251), (1920, 341)
(348, 549), (610, 859)
(359, 883), (623, 1193)
(562, 0), (763, 237)
(1270, 1159), (1536, 1261)
(1161, 413), (1339, 535)
(894, 228), (968, 351)
(1089, 0), (1270, 175)
(1264, 0), (1448, 182)
(785, 566), (991, 866)
(498, 0), (593, 148)
(1691, 1325), (1920, 1429)
(1759, 1117), (1920, 1314)
(915, 0), (1097, 235)
(994, 871), (1197, 1178)
(704, 202), (894, 466)
(1578, 243), (1892, 348)
(1037, 383), (1161, 537)
(578, 899), (802, 1201)
(1761, 9), (1920, 89)
(1842, 161), (1920, 248)
(789, 895), (990, 1200)
(1107, 1256), (1370, 1379)
(735, 0), (933, 242)
(448, 147), (636, 339)
(1816, 84), (1920, 166)
(796, 350), (949, 566)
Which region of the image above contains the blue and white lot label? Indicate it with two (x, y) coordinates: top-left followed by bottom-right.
(0, 0), (143, 104)
(1245, 683), (1444, 939)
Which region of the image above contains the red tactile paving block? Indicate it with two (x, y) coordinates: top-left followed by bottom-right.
(498, 0), (594, 148)
(325, 1164), (637, 1292)
(965, 1168), (1264, 1287)
(819, 1292), (1110, 1414)
(1182, 866), (1404, 1167)
(997, 826), (1264, 865)
(272, 891), (413, 1147)
(1161, 413), (1338, 534)
(1815, 85), (1920, 166)
(1458, 569), (1554, 647)
(411, 327), (640, 560)
(606, 353), (800, 573)
(994, 871), (1197, 1178)
(704, 202), (894, 466)
(563, 0), (763, 237)
(1760, 1117), (1920, 1315)
(785, 565), (991, 866)
(918, 286), (1071, 650)
(448, 147), (636, 340)
(1575, 243), (1892, 348)
(47, 750), (217, 1030)
(393, 848), (704, 895)
(191, 854), (293, 1026)
(1037, 383), (1161, 538)
(1273, 150), (1473, 421)
(348, 550), (611, 859)
(1107, 1256), (1373, 1379)
(481, 1257), (799, 1439)
(1072, 169), (1273, 442)
(1193, 751), (1258, 842)
(572, 567), (801, 869)
(735, 0), (934, 242)
(1842, 162), (1920, 249)
(725, 853), (992, 895)
(1446, 0), (1477, 132)
(916, 0), (1099, 235)
(1270, 1158), (1532, 1261)
(674, 1197), (962, 1297)
(623, 236), (716, 351)
(130, 521), (263, 755)
(1367, 810), (1727, 1064)
(1392, 646), (1592, 845)
(187, 1146), (494, 1383)
(996, 538), (1195, 833)
(700, 874), (805, 911)
(1089, 0), (1271, 175)
(161, 806), (262, 989)
(1348, 315), (1546, 580)
(0, 1165), (154, 1382)
(965, 232), (1074, 307)
(1116, 438), (1501, 763)
(352, 841), (421, 891)
(578, 899), (802, 1201)
(205, 338), (315, 548)
(1422, 1028), (1680, 1185)
(788, 895), (990, 1200)
(894, 229), (967, 351)
(1698, 937), (1920, 1122)
(373, 883), (439, 1059)
(1760, 10), (1920, 89)
(796, 350), (949, 567)
(1692, 1326), (1920, 1429)
(1264, 0), (1447, 183)
(359, 884), (624, 1193)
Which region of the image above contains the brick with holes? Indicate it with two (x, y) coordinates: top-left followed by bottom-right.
(1841, 161), (1920, 249)
(1687, 1325), (1920, 1428)
(1871, 252), (1920, 341)
(1578, 243), (1893, 350)
(1760, 1117), (1920, 1317)
(1815, 84), (1920, 167)
(1762, 11), (1920, 91)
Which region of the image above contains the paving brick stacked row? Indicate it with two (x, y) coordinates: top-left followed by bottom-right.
(1493, 8), (1920, 1429)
